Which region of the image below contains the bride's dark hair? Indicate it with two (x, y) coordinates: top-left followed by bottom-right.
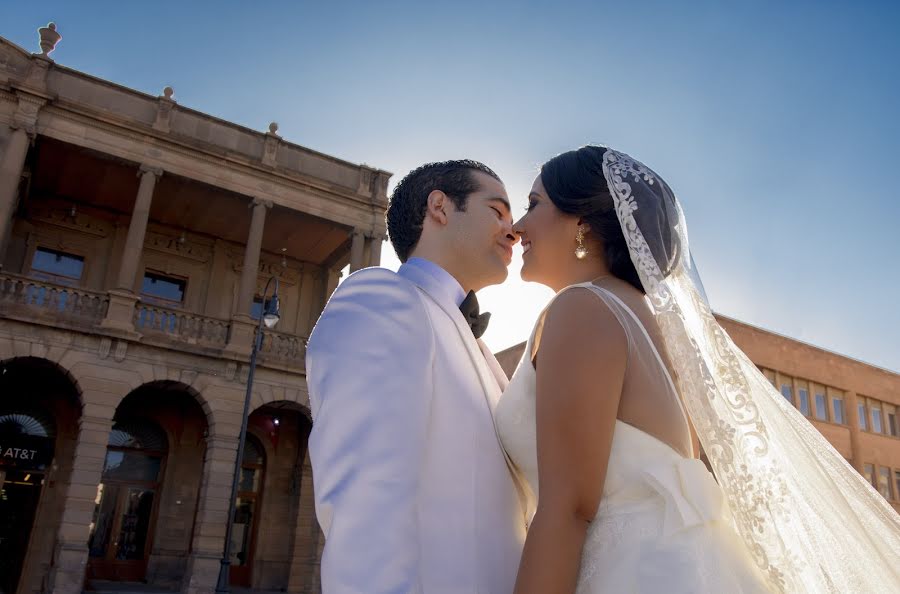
(540, 145), (679, 294)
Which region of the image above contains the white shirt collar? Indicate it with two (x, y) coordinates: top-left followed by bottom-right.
(404, 257), (467, 307)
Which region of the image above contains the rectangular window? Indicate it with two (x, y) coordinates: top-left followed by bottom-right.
(859, 403), (868, 431)
(30, 247), (85, 284)
(814, 392), (827, 420)
(878, 467), (893, 500)
(798, 388), (810, 417)
(781, 384), (794, 405)
(885, 404), (897, 437)
(831, 395), (845, 425)
(896, 471), (900, 502)
(761, 368), (777, 387)
(864, 463), (876, 488)
(141, 271), (186, 306)
(250, 296), (274, 321)
(871, 401), (884, 434)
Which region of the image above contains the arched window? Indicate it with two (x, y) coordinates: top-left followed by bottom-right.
(0, 411), (55, 439)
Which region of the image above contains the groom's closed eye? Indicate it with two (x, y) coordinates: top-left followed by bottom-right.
(486, 197), (513, 222)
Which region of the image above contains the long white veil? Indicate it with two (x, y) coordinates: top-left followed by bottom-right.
(600, 148), (900, 593)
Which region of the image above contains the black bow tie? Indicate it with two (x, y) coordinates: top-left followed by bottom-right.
(459, 290), (490, 339)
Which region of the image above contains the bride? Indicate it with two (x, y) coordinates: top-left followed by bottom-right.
(494, 146), (900, 593)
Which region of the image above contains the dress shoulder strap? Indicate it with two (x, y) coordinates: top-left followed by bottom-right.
(573, 283), (691, 433)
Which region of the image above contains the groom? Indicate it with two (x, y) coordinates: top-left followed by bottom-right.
(306, 160), (528, 593)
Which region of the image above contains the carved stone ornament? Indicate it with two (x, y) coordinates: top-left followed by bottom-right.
(145, 230), (212, 263)
(358, 166), (375, 195)
(262, 122), (281, 167)
(113, 340), (128, 362)
(154, 86), (176, 132)
(28, 203), (111, 237)
(37, 23), (62, 57)
(12, 92), (46, 135)
(98, 337), (112, 359)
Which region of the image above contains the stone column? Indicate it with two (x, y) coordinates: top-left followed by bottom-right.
(184, 433), (240, 594)
(846, 391), (864, 474)
(324, 268), (342, 304)
(349, 229), (365, 273)
(287, 449), (323, 594)
(367, 235), (384, 267)
(0, 89), (47, 267)
(236, 199), (271, 317)
(102, 165), (162, 334)
(226, 199), (271, 353)
(47, 414), (114, 594)
(0, 127), (31, 266)
(117, 166), (162, 290)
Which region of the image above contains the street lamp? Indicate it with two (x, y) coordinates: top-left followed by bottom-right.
(216, 276), (280, 593)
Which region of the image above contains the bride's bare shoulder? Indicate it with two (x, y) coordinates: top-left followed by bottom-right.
(533, 286), (627, 365)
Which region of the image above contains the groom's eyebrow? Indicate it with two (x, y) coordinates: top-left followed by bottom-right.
(486, 196), (512, 213)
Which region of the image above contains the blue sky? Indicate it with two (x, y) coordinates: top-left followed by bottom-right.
(6, 1), (899, 371)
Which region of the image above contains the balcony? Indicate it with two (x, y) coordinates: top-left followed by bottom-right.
(0, 272), (306, 370)
(0, 272), (109, 326)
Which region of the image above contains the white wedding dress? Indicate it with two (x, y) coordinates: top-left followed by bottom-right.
(496, 283), (773, 593)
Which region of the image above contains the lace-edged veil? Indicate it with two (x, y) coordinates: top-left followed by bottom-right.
(600, 148), (900, 593)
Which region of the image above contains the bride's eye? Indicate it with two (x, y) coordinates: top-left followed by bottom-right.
(525, 201), (536, 212)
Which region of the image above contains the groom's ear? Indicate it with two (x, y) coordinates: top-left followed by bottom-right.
(426, 190), (450, 226)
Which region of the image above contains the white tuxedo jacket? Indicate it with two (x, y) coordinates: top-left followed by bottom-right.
(306, 263), (527, 594)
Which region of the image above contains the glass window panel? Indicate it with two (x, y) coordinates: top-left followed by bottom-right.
(871, 405), (883, 434)
(102, 450), (162, 482)
(251, 297), (263, 320)
(877, 467), (893, 500)
(141, 272), (186, 303)
(31, 247), (84, 281)
(88, 483), (120, 558)
(864, 463), (876, 487)
(230, 497), (255, 567)
(115, 488), (156, 560)
(814, 392), (827, 420)
(239, 467), (260, 492)
(885, 404), (897, 437)
(798, 389), (810, 416)
(858, 404), (868, 430)
(242, 437), (264, 465)
(831, 397), (845, 425)
(781, 384), (793, 404)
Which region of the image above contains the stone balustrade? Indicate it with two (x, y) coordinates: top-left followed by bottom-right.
(0, 272), (108, 323)
(133, 303), (229, 347)
(258, 327), (307, 366)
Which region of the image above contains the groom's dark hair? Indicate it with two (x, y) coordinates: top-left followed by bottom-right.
(386, 159), (501, 262)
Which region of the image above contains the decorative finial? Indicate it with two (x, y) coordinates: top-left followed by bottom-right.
(163, 86), (174, 100)
(268, 122), (279, 135)
(38, 22), (62, 57)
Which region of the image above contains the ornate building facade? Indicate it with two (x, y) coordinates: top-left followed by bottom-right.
(0, 25), (388, 594)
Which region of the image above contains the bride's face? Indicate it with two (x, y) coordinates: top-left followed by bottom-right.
(513, 175), (581, 287)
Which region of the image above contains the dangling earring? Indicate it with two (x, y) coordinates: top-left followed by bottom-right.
(575, 226), (588, 260)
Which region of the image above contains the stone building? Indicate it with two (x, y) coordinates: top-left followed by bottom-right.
(496, 315), (900, 515)
(0, 25), (388, 594)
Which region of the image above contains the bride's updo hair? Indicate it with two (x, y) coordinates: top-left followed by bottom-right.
(540, 145), (679, 294)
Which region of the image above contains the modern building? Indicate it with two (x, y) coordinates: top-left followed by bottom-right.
(0, 25), (388, 594)
(496, 314), (900, 515)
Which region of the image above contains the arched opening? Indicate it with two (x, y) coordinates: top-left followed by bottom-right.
(237, 401), (312, 589)
(0, 357), (81, 594)
(86, 418), (168, 580)
(85, 381), (209, 589)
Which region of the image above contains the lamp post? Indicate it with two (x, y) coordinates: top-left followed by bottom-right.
(216, 276), (280, 593)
